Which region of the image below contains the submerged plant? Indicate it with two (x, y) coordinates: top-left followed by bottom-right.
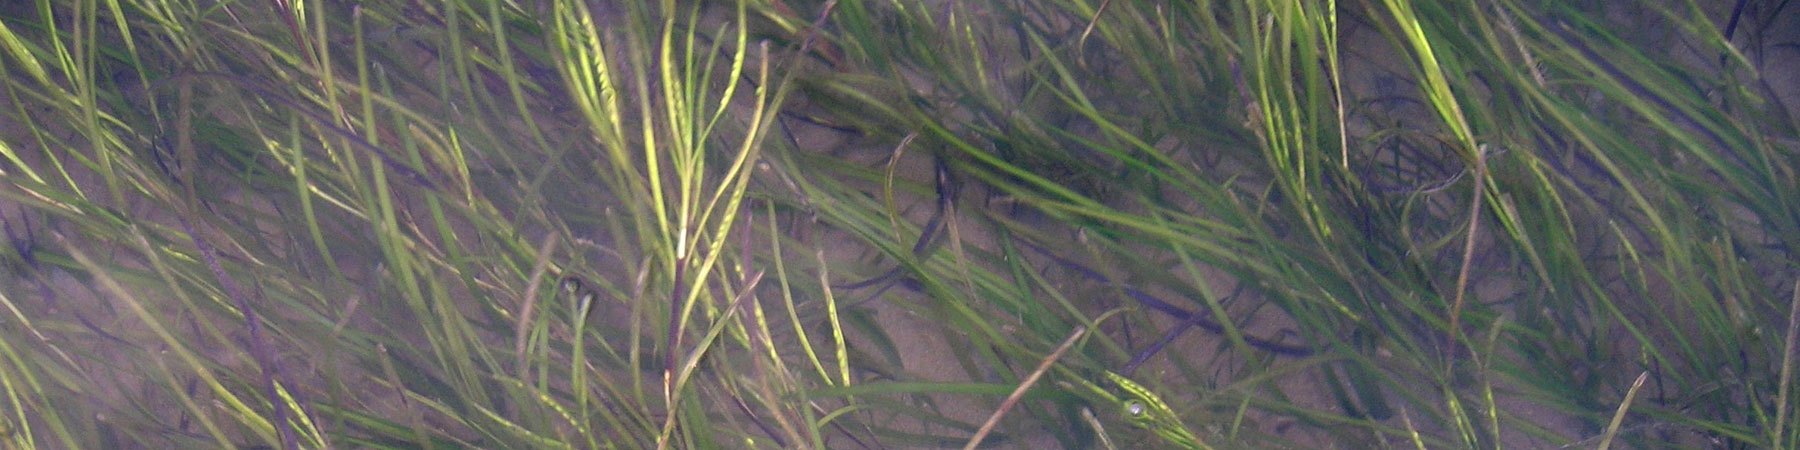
(0, 0), (1795, 448)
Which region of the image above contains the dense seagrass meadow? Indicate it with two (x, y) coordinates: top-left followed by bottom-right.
(2, 0), (1799, 448)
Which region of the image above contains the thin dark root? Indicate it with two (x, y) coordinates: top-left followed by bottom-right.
(1121, 283), (1251, 375)
(1018, 238), (1315, 357)
(4, 207), (35, 267)
(833, 157), (955, 305)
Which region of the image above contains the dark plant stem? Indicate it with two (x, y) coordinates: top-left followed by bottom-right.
(176, 214), (303, 450)
(1018, 239), (1314, 357)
